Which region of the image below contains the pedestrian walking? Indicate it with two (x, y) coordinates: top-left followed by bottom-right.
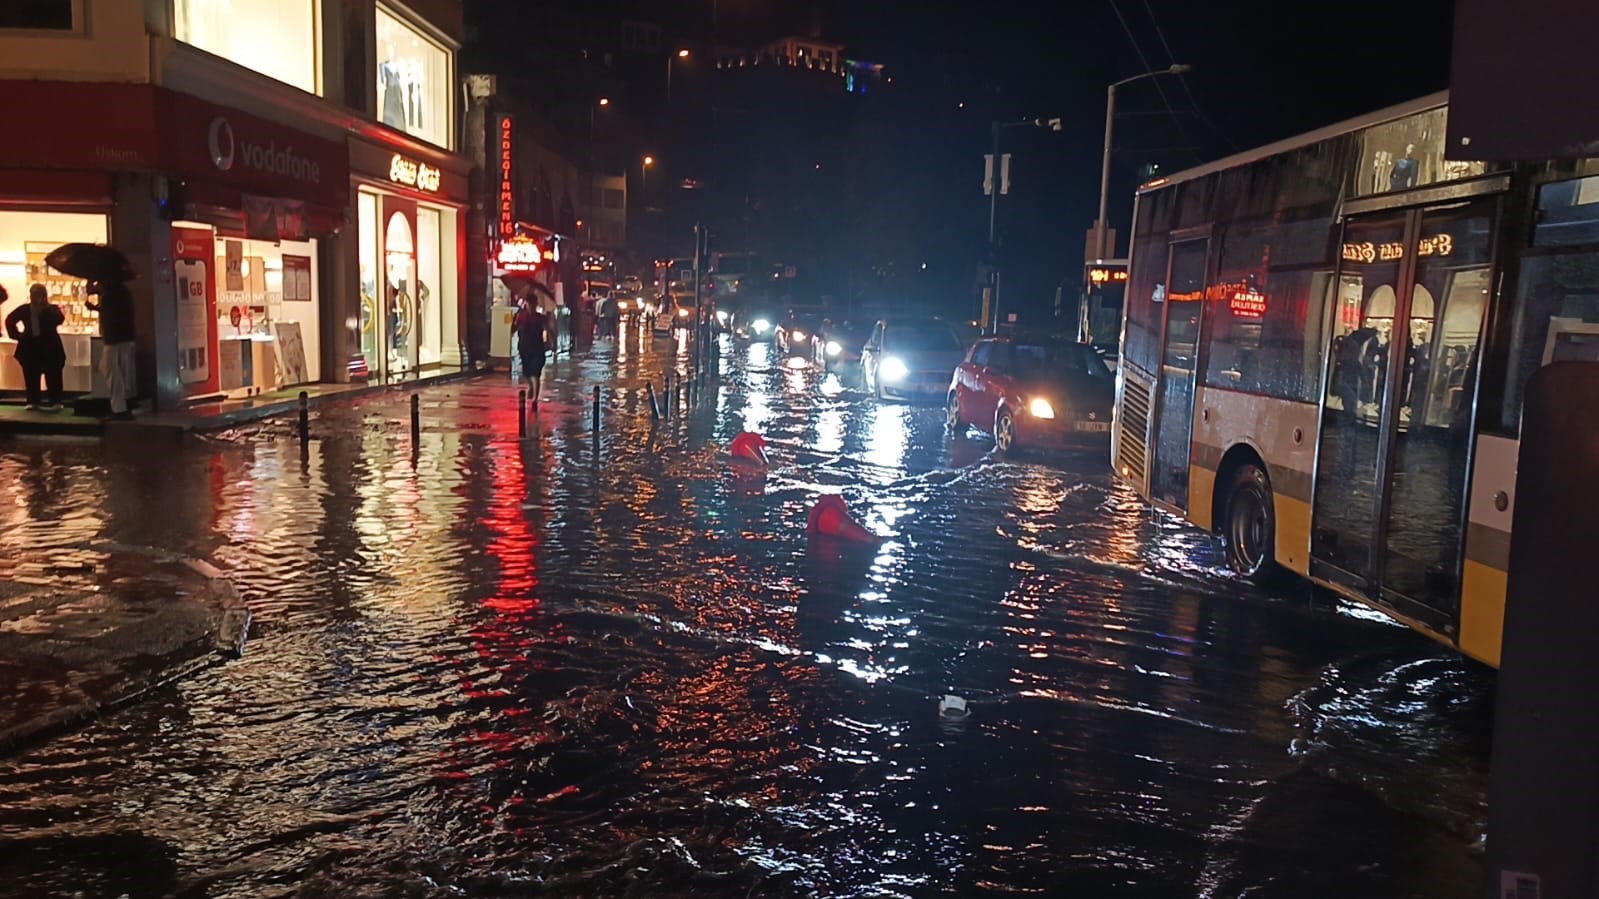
(512, 287), (552, 411)
(4, 284), (67, 409)
(85, 274), (136, 419)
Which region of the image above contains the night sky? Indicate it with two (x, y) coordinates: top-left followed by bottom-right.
(477, 0), (1461, 320)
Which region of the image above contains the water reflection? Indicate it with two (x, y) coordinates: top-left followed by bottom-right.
(0, 337), (1488, 897)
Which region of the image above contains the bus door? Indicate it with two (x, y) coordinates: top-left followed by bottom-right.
(1312, 196), (1496, 628)
(1150, 237), (1210, 510)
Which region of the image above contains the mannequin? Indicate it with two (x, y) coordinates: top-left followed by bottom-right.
(1390, 143), (1419, 191)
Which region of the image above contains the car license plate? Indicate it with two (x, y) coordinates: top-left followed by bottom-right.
(1073, 420), (1111, 432)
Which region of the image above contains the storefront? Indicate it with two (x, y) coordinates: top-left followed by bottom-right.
(348, 134), (468, 382)
(159, 89), (347, 400)
(0, 209), (112, 395)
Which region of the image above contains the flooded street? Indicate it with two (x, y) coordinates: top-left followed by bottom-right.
(0, 325), (1492, 898)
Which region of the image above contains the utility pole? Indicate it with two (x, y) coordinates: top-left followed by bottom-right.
(984, 121), (1001, 334)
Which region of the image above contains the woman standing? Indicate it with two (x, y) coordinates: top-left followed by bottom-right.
(4, 283), (66, 410)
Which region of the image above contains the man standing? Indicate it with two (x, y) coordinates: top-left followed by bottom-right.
(512, 287), (551, 412)
(86, 275), (136, 419)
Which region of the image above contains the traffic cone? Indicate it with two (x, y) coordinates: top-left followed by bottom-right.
(806, 494), (879, 544)
(730, 431), (769, 465)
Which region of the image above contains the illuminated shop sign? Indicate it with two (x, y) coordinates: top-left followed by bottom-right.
(1341, 233), (1454, 263)
(497, 234), (541, 272)
(498, 115), (514, 238)
(387, 153), (441, 192)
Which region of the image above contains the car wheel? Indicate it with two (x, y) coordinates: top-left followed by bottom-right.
(946, 392), (962, 431)
(1222, 463), (1278, 582)
(994, 407), (1016, 453)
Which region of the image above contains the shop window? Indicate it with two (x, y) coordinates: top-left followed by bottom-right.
(0, 0), (75, 30)
(1353, 107), (1490, 197)
(175, 0), (318, 95)
(0, 211), (107, 395)
(377, 4), (452, 149)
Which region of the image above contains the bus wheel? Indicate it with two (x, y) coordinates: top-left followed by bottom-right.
(1222, 464), (1276, 580)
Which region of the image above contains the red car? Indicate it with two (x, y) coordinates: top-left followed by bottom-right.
(946, 336), (1115, 453)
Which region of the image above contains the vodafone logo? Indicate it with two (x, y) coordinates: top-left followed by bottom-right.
(208, 117), (236, 171)
(205, 115), (321, 185)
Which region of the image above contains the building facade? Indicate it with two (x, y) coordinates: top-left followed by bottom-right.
(0, 0), (479, 413)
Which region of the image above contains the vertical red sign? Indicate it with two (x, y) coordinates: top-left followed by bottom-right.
(498, 115), (515, 242)
(172, 226), (218, 397)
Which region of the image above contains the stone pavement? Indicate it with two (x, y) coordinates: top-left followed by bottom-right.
(0, 544), (250, 753)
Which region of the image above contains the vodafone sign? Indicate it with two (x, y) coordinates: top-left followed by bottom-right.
(165, 91), (346, 206)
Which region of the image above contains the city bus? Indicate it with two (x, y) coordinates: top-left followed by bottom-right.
(1112, 90), (1599, 668)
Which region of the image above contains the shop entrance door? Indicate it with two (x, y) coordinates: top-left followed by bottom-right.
(382, 195), (418, 378)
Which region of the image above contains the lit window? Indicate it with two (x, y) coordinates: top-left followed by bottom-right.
(376, 4), (453, 149)
(175, 0), (318, 94)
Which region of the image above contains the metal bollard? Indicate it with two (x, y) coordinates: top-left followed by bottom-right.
(591, 385), (601, 436)
(646, 382), (661, 421)
(518, 388), (527, 437)
(298, 391), (309, 443)
(410, 393), (421, 445)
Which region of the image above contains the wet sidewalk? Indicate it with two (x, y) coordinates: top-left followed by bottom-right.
(0, 545), (250, 754)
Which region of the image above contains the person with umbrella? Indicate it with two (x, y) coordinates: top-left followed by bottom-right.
(48, 243), (137, 419)
(4, 284), (67, 410)
(507, 276), (553, 412)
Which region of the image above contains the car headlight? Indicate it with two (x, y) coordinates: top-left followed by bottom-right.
(716, 310), (729, 324)
(1028, 397), (1056, 419)
(753, 319), (772, 334)
(880, 356), (910, 383)
(618, 300), (629, 310)
(825, 340), (842, 357)
(678, 307), (691, 318)
(791, 329), (807, 342)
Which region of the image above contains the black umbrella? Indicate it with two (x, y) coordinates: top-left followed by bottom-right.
(44, 243), (135, 282)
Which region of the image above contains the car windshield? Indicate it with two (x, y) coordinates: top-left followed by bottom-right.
(834, 322), (873, 343)
(887, 321), (962, 353)
(789, 316), (823, 332)
(1011, 342), (1111, 382)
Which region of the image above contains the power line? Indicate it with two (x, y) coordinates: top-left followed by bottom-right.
(1139, 0), (1237, 152)
(1106, 0), (1187, 149)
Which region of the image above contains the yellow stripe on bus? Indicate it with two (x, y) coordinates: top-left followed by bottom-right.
(1189, 464), (1216, 531)
(1275, 494), (1311, 576)
(1458, 559), (1507, 668)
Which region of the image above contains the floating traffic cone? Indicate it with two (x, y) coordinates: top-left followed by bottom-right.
(729, 431), (769, 466)
(806, 494), (879, 544)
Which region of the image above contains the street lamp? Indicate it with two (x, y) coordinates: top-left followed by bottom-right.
(1094, 64), (1191, 263)
(642, 155), (655, 194)
(983, 115), (1064, 334)
(667, 49), (689, 106)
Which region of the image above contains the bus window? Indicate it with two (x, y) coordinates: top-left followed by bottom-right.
(1502, 176), (1599, 430)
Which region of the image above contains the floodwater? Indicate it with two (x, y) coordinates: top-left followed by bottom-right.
(0, 321), (1493, 897)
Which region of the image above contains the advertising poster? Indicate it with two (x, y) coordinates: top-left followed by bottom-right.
(172, 226), (218, 396)
(224, 239), (244, 292)
(282, 254), (312, 302)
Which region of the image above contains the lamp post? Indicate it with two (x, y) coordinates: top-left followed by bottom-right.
(642, 155), (654, 194)
(666, 48), (689, 106)
(1094, 64), (1190, 263)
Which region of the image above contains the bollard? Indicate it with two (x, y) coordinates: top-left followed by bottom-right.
(591, 385), (601, 436)
(646, 382), (661, 421)
(410, 393), (421, 444)
(666, 374), (674, 419)
(518, 388), (527, 437)
(298, 391), (309, 443)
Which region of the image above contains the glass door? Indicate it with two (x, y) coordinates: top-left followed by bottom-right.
(1150, 238), (1209, 510)
(1312, 197), (1496, 625)
(1379, 197), (1495, 618)
(1312, 211), (1412, 588)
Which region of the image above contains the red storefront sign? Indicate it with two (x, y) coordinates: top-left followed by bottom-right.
(161, 90), (347, 207)
(497, 115), (514, 239)
(1, 81), (160, 170)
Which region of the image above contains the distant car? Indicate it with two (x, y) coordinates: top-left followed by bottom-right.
(862, 318), (967, 402)
(652, 296), (694, 336)
(732, 305), (780, 340)
(776, 313), (825, 358)
(947, 336), (1115, 453)
(619, 274), (644, 297)
(813, 319), (873, 372)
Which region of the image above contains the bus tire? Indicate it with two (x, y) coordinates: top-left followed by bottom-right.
(1222, 463), (1278, 582)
